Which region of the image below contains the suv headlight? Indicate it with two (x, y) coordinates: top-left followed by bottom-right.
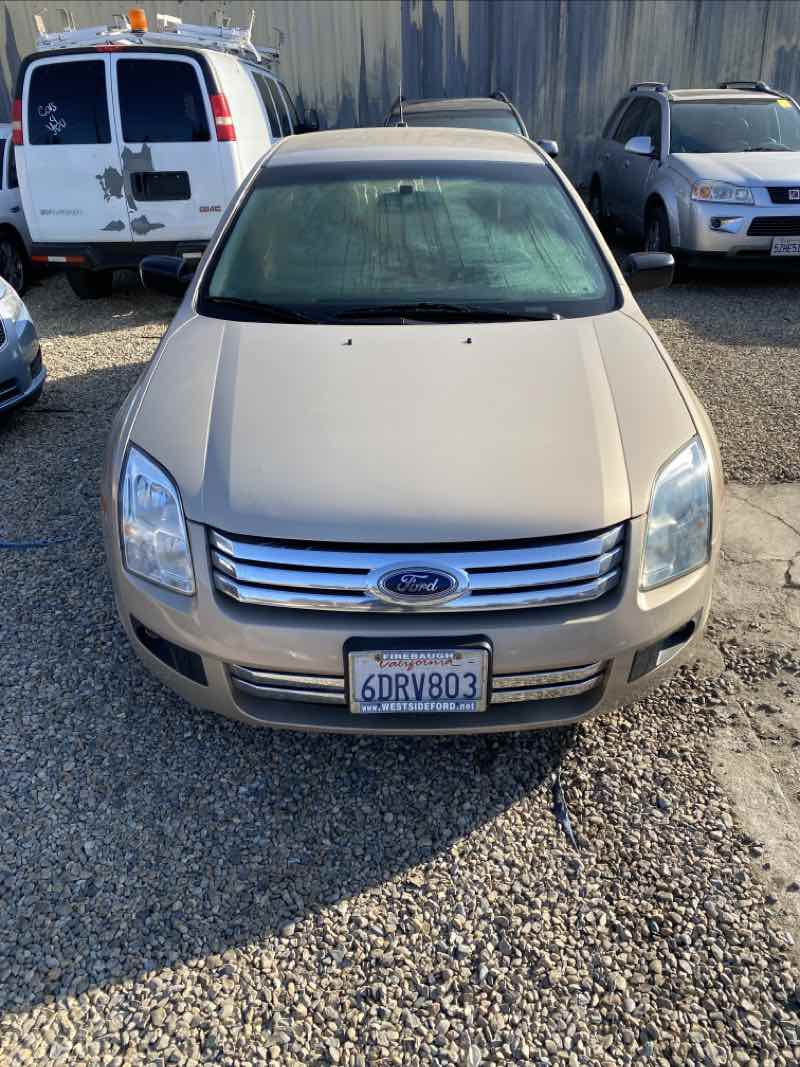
(691, 181), (754, 205)
(120, 447), (195, 594)
(642, 437), (711, 590)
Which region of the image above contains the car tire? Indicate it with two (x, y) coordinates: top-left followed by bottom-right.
(644, 203), (672, 254)
(0, 234), (28, 294)
(66, 268), (114, 300)
(589, 182), (614, 238)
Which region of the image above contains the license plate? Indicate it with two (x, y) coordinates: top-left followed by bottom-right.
(771, 236), (800, 256)
(348, 648), (489, 714)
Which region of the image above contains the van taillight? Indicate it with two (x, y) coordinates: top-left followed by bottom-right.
(210, 93), (236, 142)
(11, 99), (22, 145)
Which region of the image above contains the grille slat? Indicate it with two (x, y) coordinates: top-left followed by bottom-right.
(228, 662), (606, 706)
(767, 187), (800, 205)
(210, 524), (625, 613)
(747, 215), (800, 236)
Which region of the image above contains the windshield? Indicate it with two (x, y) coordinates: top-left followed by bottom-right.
(670, 98), (800, 153)
(202, 161), (616, 322)
(397, 109), (524, 135)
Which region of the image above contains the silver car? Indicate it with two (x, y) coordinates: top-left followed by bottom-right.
(588, 80), (800, 266)
(102, 127), (722, 735)
(0, 278), (44, 414)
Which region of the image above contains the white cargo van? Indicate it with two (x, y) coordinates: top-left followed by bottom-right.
(12, 9), (317, 298)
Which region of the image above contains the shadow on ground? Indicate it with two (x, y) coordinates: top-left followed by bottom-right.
(0, 361), (578, 1014)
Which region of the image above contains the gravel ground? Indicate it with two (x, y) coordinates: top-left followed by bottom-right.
(1, 273), (799, 1066)
(638, 272), (800, 484)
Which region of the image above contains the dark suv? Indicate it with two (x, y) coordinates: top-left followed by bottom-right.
(384, 91), (528, 137)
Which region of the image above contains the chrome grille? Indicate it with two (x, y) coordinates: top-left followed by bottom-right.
(209, 524), (625, 613)
(767, 187), (800, 205)
(230, 662), (607, 705)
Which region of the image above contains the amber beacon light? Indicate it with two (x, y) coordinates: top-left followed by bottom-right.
(128, 8), (148, 32)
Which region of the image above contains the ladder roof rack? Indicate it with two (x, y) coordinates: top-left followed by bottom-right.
(34, 8), (278, 65)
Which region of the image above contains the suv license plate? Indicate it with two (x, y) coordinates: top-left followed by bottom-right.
(771, 236), (800, 256)
(348, 648), (489, 714)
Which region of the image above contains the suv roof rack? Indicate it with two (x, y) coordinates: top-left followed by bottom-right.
(718, 80), (773, 92)
(33, 8), (279, 65)
(629, 81), (670, 93)
(490, 89), (511, 105)
(718, 80), (800, 108)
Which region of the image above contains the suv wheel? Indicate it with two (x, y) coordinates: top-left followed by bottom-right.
(589, 182), (614, 237)
(0, 235), (28, 294)
(67, 268), (114, 300)
(644, 204), (672, 253)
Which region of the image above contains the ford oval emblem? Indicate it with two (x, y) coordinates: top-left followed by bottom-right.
(371, 563), (467, 606)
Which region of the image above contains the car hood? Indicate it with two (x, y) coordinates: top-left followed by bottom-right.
(130, 312), (694, 542)
(672, 151), (800, 183)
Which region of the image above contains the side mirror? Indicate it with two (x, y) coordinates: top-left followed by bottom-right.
(140, 255), (195, 297)
(296, 107), (320, 134)
(537, 138), (559, 158)
(625, 135), (655, 157)
(624, 251), (674, 292)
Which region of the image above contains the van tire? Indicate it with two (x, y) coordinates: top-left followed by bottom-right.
(67, 268), (113, 300)
(0, 234), (28, 294)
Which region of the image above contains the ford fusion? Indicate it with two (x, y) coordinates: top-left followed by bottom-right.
(102, 128), (722, 734)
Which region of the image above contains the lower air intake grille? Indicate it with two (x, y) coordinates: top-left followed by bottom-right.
(229, 662), (607, 706)
(747, 215), (800, 236)
(0, 377), (20, 404)
(209, 524), (626, 613)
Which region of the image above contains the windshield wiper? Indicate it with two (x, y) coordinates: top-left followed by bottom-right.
(333, 302), (561, 322)
(745, 143), (794, 152)
(205, 296), (328, 323)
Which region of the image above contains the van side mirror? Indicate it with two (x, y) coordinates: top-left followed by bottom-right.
(537, 139), (559, 158)
(625, 135), (655, 157)
(140, 255), (195, 297)
(624, 252), (674, 292)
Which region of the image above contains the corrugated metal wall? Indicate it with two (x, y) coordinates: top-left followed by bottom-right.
(1, 0), (799, 182)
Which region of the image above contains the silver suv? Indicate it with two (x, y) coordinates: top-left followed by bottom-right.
(589, 80), (800, 267)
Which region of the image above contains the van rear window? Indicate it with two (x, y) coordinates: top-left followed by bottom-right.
(118, 59), (210, 143)
(28, 60), (110, 145)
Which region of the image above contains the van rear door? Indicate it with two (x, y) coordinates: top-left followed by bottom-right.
(111, 54), (226, 241)
(20, 55), (132, 244)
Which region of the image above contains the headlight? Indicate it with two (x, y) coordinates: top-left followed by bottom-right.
(120, 447), (195, 594)
(642, 437), (711, 590)
(0, 279), (32, 337)
(691, 181), (754, 205)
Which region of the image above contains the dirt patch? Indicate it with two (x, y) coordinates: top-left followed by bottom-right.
(712, 484), (800, 960)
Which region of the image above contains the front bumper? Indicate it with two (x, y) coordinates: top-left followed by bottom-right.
(0, 316), (45, 414)
(680, 199), (800, 264)
(30, 240), (207, 273)
(103, 515), (716, 734)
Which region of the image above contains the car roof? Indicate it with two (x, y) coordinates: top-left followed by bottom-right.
(393, 97), (514, 114)
(269, 126), (542, 166)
